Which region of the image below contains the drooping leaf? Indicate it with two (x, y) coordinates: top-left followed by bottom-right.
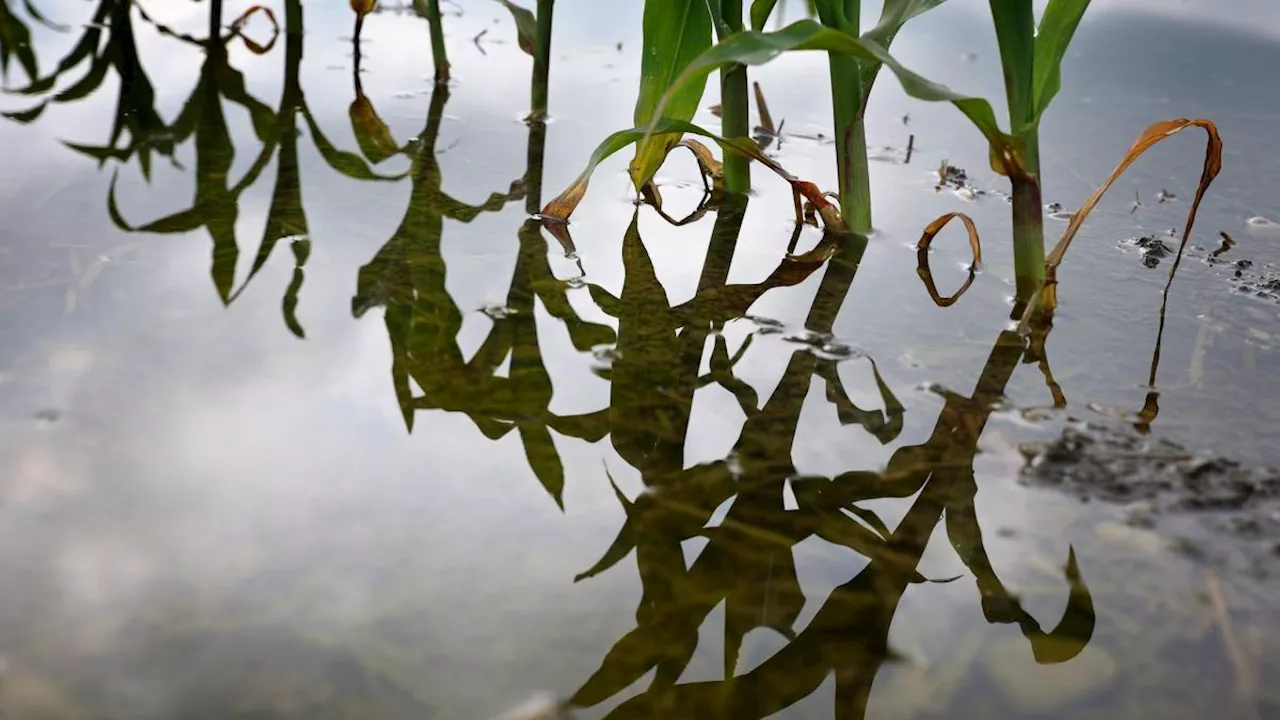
(859, 0), (949, 90)
(1030, 0), (1091, 126)
(629, 0), (713, 188)
(1019, 118), (1222, 328)
(647, 20), (1017, 173)
(495, 0), (537, 55)
(542, 117), (841, 230)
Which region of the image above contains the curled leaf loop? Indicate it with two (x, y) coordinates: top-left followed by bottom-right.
(916, 212), (982, 307)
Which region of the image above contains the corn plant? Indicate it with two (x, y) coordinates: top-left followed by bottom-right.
(749, 0), (947, 232)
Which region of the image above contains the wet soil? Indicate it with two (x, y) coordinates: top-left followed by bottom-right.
(1021, 422), (1280, 583)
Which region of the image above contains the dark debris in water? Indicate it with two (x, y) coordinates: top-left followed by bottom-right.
(1021, 423), (1280, 580)
(1119, 233), (1176, 268)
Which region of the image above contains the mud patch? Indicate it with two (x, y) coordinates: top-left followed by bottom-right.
(1020, 423), (1280, 581)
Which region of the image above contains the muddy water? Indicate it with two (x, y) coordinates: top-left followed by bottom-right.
(0, 0), (1277, 718)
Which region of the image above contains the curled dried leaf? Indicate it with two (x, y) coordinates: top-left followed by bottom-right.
(230, 5), (280, 55)
(1018, 118), (1223, 331)
(676, 139), (723, 191)
(916, 212), (982, 308)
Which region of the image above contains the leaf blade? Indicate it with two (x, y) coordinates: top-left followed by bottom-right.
(629, 0), (713, 188)
(1031, 0), (1091, 124)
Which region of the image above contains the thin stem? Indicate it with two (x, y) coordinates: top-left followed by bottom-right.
(530, 0), (554, 120)
(425, 0), (449, 84)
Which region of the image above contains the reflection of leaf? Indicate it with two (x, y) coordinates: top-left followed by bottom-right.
(815, 356), (904, 443)
(1019, 547), (1095, 664)
(302, 107), (407, 181)
(520, 424), (565, 509)
(349, 93), (401, 164)
(575, 472), (636, 581)
(0, 0), (38, 82)
(7, 0), (107, 96)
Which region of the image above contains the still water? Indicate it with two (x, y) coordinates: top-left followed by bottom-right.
(0, 0), (1278, 717)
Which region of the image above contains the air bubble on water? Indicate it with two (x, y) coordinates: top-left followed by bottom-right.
(591, 345), (621, 367)
(481, 304), (518, 320)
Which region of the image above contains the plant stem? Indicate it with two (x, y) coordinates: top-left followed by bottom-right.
(820, 0), (870, 232)
(720, 63), (751, 193)
(1011, 175), (1046, 311)
(719, 0), (750, 193)
(530, 0), (554, 120)
(989, 0), (1044, 308)
(828, 54), (870, 232)
(425, 0), (449, 84)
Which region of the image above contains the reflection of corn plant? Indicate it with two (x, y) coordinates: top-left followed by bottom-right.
(751, 0), (950, 232)
(78, 1), (397, 336)
(0, 0), (51, 86)
(349, 33), (624, 507)
(573, 309), (1094, 718)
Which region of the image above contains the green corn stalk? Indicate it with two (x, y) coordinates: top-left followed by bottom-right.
(988, 0), (1089, 307)
(716, 0), (751, 193)
(748, 0), (947, 233)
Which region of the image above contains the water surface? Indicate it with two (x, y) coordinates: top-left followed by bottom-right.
(0, 0), (1277, 718)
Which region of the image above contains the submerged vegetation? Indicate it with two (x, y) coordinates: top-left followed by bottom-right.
(0, 0), (1267, 717)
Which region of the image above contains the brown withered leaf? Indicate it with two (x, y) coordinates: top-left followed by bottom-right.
(230, 5), (280, 55)
(1019, 118), (1223, 330)
(915, 212), (982, 308)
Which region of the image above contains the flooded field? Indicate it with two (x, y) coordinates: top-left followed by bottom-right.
(0, 0), (1278, 717)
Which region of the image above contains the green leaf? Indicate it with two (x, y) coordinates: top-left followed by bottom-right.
(749, 0), (779, 30)
(1031, 0), (1091, 125)
(629, 0), (713, 189)
(542, 117), (771, 223)
(495, 0), (537, 55)
(649, 20), (1016, 171)
(859, 0), (948, 90)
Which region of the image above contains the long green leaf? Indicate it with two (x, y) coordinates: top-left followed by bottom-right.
(495, 0), (537, 55)
(648, 20), (1015, 170)
(749, 0), (780, 30)
(1030, 0), (1090, 126)
(629, 0), (713, 188)
(859, 0), (947, 90)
